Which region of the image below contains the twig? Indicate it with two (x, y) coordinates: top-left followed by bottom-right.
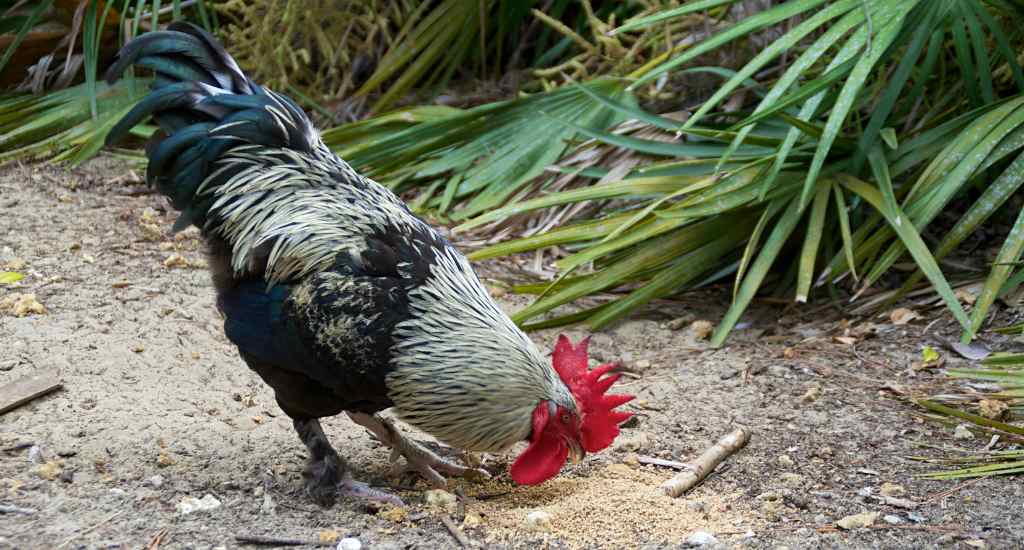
(868, 494), (918, 509)
(922, 476), (986, 504)
(660, 428), (751, 498)
(637, 456), (690, 470)
(145, 528), (169, 550)
(234, 534), (330, 547)
(440, 513), (472, 548)
(56, 510), (124, 548)
(468, 491), (511, 501)
(0, 370), (63, 415)
(0, 504), (36, 515)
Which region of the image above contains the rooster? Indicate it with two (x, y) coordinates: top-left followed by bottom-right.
(104, 23), (633, 507)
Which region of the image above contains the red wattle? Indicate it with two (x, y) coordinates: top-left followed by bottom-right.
(510, 404), (568, 485)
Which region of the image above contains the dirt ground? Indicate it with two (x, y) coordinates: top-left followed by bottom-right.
(1, 158), (1022, 550)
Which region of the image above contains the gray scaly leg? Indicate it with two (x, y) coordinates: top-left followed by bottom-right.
(293, 418), (403, 507)
(346, 412), (490, 488)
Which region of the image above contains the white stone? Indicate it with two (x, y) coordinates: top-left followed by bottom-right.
(336, 538), (362, 550)
(525, 510), (553, 532)
(176, 494), (222, 515)
(684, 531), (719, 546)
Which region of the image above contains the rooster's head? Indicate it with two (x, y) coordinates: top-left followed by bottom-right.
(510, 335), (634, 485)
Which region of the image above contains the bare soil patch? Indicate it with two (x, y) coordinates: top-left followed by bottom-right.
(1, 159), (1022, 549)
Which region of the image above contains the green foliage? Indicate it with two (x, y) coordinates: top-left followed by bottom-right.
(322, 79), (632, 221)
(370, 0), (1024, 345)
(913, 351), (1024, 479)
(8, 0), (1024, 350)
(0, 0), (208, 163)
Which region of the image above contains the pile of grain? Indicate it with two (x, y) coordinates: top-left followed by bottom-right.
(452, 463), (747, 548)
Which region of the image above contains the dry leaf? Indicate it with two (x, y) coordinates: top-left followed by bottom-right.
(833, 336), (857, 345)
(164, 254), (189, 269)
(318, 530), (340, 544)
(955, 288), (978, 305)
(0, 272), (23, 285)
(690, 320), (714, 340)
(3, 258), (26, 270)
(139, 207), (160, 224)
(978, 399), (1008, 420)
(889, 308), (919, 325)
(0, 293), (46, 316)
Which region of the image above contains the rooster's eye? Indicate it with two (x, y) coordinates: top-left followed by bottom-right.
(560, 413), (570, 423)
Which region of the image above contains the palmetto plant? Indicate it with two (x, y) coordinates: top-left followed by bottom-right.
(367, 0), (1024, 346)
(914, 350), (1024, 478)
(6, 0), (1024, 350)
(0, 0), (215, 162)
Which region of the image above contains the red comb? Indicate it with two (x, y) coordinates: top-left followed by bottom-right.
(552, 335), (634, 452)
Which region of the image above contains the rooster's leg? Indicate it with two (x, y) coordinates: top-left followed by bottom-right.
(346, 412), (490, 488)
(292, 418), (404, 507)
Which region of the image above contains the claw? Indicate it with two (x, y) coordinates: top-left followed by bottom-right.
(339, 473), (404, 507)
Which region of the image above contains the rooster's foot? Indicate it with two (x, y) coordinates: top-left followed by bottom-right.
(347, 412), (490, 489)
(294, 417), (404, 507)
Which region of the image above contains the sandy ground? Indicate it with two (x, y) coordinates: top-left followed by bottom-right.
(1, 158), (1022, 550)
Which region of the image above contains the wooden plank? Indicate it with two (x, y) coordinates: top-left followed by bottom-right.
(0, 370), (62, 415)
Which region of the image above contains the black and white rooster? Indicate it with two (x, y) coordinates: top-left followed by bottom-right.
(104, 22), (633, 506)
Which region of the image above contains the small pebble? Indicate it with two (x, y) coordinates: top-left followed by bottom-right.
(836, 511), (879, 530)
(613, 432), (650, 452)
(27, 445), (43, 464)
(424, 489), (457, 513)
(58, 469), (74, 483)
(683, 531), (718, 546)
(779, 473), (804, 487)
(605, 463), (633, 476)
(883, 514), (902, 525)
(145, 475), (164, 488)
(953, 424), (974, 440)
(462, 512), (482, 528)
(690, 320), (714, 340)
(880, 482), (905, 497)
(525, 510), (553, 532)
(176, 494), (221, 515)
(336, 538), (361, 550)
(260, 492), (276, 515)
(33, 461), (61, 480)
(776, 454), (795, 468)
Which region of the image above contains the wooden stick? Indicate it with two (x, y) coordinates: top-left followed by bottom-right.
(234, 532), (329, 544)
(57, 510), (124, 549)
(145, 528), (169, 550)
(660, 428), (751, 498)
(637, 456), (690, 470)
(0, 504), (37, 515)
(0, 370), (62, 415)
(234, 535), (330, 547)
(870, 494), (918, 509)
(440, 513), (472, 548)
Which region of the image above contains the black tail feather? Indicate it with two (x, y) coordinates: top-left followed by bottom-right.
(104, 22), (322, 233)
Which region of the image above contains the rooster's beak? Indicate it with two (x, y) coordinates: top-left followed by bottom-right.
(567, 438), (585, 464)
